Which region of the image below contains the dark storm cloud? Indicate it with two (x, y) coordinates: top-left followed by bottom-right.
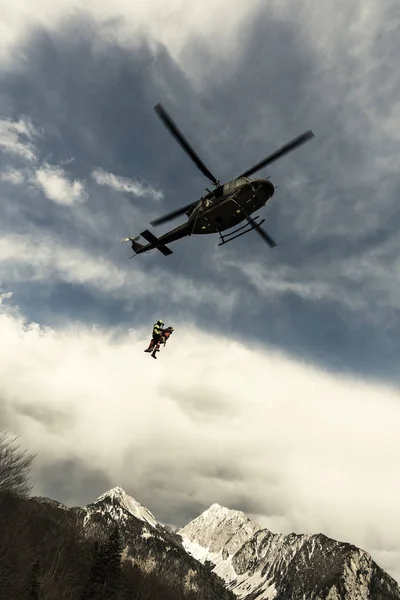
(0, 8), (399, 386)
(0, 397), (106, 508)
(227, 494), (284, 520)
(11, 401), (74, 434)
(0, 14), (240, 327)
(33, 458), (113, 507)
(149, 485), (284, 529)
(200, 463), (243, 483)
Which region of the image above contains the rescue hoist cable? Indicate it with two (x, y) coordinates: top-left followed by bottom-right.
(164, 201), (202, 318)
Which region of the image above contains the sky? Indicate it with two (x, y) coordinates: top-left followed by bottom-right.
(0, 0), (400, 586)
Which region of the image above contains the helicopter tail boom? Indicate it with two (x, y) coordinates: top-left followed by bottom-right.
(139, 229), (173, 256)
(122, 231), (173, 256)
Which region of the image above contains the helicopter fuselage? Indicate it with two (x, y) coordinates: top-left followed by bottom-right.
(189, 177), (274, 235)
(128, 177), (275, 255)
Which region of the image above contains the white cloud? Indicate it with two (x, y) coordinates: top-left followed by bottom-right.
(216, 233), (400, 326)
(0, 233), (238, 315)
(0, 118), (86, 206)
(0, 291), (13, 304)
(0, 119), (87, 205)
(0, 302), (399, 583)
(34, 164), (87, 205)
(92, 168), (163, 201)
(0, 117), (85, 206)
(0, 0), (397, 95)
(0, 117), (37, 162)
(0, 0), (263, 72)
(0, 168), (25, 185)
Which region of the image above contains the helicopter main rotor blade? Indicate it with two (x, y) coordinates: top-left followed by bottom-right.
(150, 200), (198, 227)
(238, 130), (315, 179)
(154, 103), (219, 185)
(248, 217), (277, 248)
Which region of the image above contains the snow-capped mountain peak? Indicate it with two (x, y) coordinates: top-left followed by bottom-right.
(178, 502), (261, 580)
(179, 502), (261, 547)
(177, 506), (400, 600)
(91, 486), (158, 528)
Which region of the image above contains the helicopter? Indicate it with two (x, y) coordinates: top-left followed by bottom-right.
(122, 103), (315, 257)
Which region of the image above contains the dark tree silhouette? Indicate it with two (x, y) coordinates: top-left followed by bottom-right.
(27, 560), (41, 600)
(82, 526), (123, 600)
(0, 431), (35, 498)
(0, 434), (236, 600)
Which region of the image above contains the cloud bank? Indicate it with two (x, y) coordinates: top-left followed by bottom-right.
(0, 299), (399, 583)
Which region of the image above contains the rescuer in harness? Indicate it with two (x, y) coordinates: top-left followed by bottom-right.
(144, 321), (174, 359)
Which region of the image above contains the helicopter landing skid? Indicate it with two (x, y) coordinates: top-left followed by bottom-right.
(217, 216), (266, 246)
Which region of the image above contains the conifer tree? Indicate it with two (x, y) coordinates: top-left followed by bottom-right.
(81, 527), (123, 600)
(27, 560), (40, 600)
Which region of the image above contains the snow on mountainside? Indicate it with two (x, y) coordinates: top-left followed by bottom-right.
(179, 503), (261, 555)
(178, 503), (261, 583)
(178, 504), (400, 600)
(93, 486), (159, 528)
(76, 487), (236, 600)
(32, 488), (400, 600)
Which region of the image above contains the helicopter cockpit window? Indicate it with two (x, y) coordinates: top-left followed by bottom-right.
(223, 181), (234, 193)
(223, 177), (250, 194)
(234, 177), (250, 187)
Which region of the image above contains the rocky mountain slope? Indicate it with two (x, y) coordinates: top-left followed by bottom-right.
(33, 487), (400, 600)
(35, 487), (235, 600)
(178, 502), (400, 600)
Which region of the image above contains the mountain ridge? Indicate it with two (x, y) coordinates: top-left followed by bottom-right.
(31, 486), (400, 600)
(177, 498), (400, 600)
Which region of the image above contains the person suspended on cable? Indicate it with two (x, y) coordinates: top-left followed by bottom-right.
(145, 323), (174, 359)
(150, 325), (174, 359)
(144, 320), (164, 353)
